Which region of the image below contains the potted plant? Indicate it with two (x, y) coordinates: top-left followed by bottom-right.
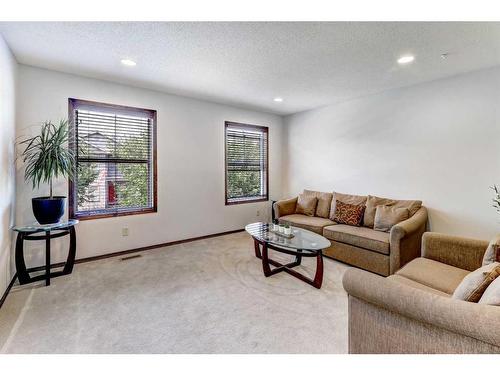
(493, 185), (500, 215)
(20, 120), (74, 224)
(284, 224), (292, 236)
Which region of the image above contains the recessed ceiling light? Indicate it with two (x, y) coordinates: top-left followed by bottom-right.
(397, 55), (415, 64)
(273, 97), (283, 102)
(121, 59), (136, 66)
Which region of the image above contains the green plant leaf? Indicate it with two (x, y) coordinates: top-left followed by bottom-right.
(18, 120), (75, 195)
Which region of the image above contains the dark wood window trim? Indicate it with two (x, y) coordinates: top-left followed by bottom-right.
(224, 121), (269, 206)
(68, 98), (157, 220)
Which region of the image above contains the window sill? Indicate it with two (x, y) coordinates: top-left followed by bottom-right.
(71, 207), (157, 221)
(225, 197), (268, 206)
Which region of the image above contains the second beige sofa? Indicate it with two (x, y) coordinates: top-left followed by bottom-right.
(274, 190), (428, 276)
(342, 233), (500, 353)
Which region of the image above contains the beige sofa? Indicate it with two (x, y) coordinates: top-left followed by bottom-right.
(342, 232), (500, 353)
(274, 190), (428, 276)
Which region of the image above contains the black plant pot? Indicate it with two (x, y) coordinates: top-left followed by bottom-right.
(32, 196), (66, 225)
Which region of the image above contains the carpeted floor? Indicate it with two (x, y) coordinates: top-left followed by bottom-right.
(0, 231), (350, 353)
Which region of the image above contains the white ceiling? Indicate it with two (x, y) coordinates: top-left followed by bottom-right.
(1, 22), (500, 115)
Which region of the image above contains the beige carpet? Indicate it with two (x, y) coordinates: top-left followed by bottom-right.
(0, 231), (350, 353)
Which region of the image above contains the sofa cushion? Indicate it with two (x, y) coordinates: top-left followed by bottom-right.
(279, 214), (334, 234)
(295, 194), (317, 217)
(387, 275), (450, 297)
(396, 258), (470, 294)
(333, 200), (366, 227)
(363, 195), (422, 228)
(303, 189), (333, 219)
(373, 205), (410, 232)
(452, 262), (500, 302)
(323, 224), (390, 255)
(329, 192), (367, 221)
(482, 234), (500, 266)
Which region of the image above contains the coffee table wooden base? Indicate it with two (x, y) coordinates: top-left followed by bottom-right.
(253, 239), (324, 289)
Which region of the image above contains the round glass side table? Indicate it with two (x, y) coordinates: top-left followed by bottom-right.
(12, 220), (79, 286)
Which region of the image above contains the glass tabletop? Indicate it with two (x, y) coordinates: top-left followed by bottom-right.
(245, 222), (331, 252)
(13, 219), (79, 233)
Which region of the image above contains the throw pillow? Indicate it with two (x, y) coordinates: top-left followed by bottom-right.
(373, 205), (410, 232)
(295, 195), (318, 217)
(333, 200), (366, 226)
(452, 262), (500, 302)
(478, 276), (500, 306)
(329, 192), (367, 221)
(482, 234), (500, 266)
(303, 190), (333, 219)
(363, 195), (422, 228)
(363, 195), (397, 228)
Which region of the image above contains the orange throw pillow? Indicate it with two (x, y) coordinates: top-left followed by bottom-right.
(333, 200), (366, 226)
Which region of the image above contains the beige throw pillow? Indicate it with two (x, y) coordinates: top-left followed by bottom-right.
(373, 205), (410, 232)
(363, 195), (396, 228)
(363, 195), (422, 228)
(303, 190), (333, 219)
(478, 276), (500, 306)
(482, 234), (500, 266)
(452, 262), (500, 302)
(329, 192), (367, 221)
(295, 195), (318, 217)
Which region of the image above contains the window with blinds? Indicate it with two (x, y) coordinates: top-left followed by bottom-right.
(225, 121), (269, 205)
(68, 98), (157, 219)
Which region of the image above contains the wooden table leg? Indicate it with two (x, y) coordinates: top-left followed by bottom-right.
(261, 242), (273, 277)
(312, 250), (324, 289)
(253, 241), (324, 288)
(262, 242), (276, 277)
(254, 239), (262, 259)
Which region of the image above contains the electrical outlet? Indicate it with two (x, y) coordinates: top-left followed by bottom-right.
(122, 227), (129, 237)
(256, 210), (260, 216)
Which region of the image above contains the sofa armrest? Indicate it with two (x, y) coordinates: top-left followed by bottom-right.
(388, 206), (428, 274)
(273, 197), (298, 219)
(421, 232), (488, 271)
(342, 268), (500, 348)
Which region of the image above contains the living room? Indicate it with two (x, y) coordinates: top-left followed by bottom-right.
(0, 0), (499, 372)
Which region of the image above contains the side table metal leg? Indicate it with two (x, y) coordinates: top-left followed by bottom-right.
(45, 231), (51, 286)
(62, 226), (77, 274)
(15, 233), (31, 285)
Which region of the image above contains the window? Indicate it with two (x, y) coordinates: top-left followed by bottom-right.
(68, 98), (157, 220)
(225, 121), (268, 205)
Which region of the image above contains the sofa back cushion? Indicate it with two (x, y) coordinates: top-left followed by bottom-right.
(452, 262), (500, 302)
(363, 195), (422, 228)
(333, 200), (366, 226)
(483, 234), (500, 266)
(373, 205), (410, 232)
(329, 192), (367, 221)
(303, 189), (333, 218)
(295, 194), (318, 217)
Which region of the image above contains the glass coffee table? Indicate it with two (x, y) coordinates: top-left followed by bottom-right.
(245, 222), (331, 289)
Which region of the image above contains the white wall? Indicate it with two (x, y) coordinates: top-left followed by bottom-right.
(0, 35), (17, 294)
(16, 65), (283, 265)
(284, 66), (500, 240)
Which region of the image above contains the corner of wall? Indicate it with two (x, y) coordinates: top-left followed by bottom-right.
(0, 34), (18, 298)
